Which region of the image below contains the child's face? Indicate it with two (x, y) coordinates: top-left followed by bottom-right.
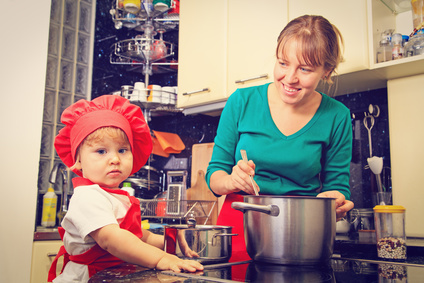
(75, 134), (133, 189)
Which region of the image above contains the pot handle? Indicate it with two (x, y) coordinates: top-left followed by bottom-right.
(211, 233), (238, 246)
(231, 202), (280, 217)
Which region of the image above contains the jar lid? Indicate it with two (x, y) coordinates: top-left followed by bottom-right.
(373, 205), (405, 213)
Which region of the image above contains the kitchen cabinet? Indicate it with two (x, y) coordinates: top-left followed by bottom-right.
(177, 0), (228, 110)
(226, 0), (287, 96)
(288, 0), (369, 75)
(329, 0), (424, 95)
(178, 0), (424, 114)
(30, 240), (63, 283)
(177, 0), (287, 113)
(387, 74), (424, 238)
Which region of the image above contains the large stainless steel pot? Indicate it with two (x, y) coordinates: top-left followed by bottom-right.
(232, 195), (336, 265)
(164, 225), (237, 264)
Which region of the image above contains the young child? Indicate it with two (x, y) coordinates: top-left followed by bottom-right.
(48, 95), (203, 282)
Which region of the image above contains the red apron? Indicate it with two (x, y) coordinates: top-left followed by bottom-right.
(216, 193), (251, 262)
(48, 178), (143, 282)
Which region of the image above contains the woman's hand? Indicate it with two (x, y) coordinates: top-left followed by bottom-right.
(316, 191), (354, 221)
(209, 159), (260, 196)
(227, 159), (260, 195)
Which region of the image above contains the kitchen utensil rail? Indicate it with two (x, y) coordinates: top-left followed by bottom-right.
(137, 199), (216, 224)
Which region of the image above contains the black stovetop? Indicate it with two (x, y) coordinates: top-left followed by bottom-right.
(163, 258), (424, 283)
(90, 257), (424, 283)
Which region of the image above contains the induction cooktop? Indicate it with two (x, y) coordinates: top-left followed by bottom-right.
(162, 257), (424, 283)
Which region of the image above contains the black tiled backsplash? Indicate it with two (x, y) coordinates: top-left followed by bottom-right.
(92, 1), (390, 210)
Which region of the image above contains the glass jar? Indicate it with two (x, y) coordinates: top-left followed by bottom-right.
(350, 208), (375, 232)
(405, 30), (424, 57)
(373, 205), (406, 260)
(413, 32), (424, 55)
(376, 39), (392, 63)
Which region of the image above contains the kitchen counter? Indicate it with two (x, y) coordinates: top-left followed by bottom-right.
(33, 226), (61, 240)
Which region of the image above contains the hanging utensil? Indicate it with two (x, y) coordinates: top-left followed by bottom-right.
(363, 113), (375, 158)
(240, 150), (259, 196)
(367, 156), (384, 192)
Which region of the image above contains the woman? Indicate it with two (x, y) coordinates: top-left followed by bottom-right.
(206, 15), (354, 261)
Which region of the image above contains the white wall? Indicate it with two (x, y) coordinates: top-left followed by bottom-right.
(388, 74), (424, 237)
(0, 1), (51, 282)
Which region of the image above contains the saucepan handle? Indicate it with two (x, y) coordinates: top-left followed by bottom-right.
(231, 202), (280, 217)
(211, 233), (238, 246)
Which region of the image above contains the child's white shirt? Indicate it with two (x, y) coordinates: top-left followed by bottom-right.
(53, 184), (131, 283)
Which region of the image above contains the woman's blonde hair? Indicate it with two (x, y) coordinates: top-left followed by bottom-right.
(276, 15), (344, 84)
(70, 127), (130, 171)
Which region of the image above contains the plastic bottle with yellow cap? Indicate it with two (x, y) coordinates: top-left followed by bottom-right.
(373, 205), (406, 260)
(41, 187), (57, 227)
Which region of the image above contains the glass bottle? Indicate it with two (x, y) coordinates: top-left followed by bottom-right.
(392, 33), (403, 60)
(376, 39), (392, 63)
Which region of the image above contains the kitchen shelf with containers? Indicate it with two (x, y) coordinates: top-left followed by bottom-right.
(109, 0), (179, 77)
(109, 0), (181, 115)
(330, 0), (424, 97)
(116, 83), (182, 118)
(369, 0), (424, 68)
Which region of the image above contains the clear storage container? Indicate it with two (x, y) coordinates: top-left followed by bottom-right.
(405, 30), (424, 57)
(373, 205), (406, 260)
(376, 39), (392, 63)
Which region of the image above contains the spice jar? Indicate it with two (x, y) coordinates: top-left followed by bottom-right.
(373, 205), (406, 260)
(376, 39), (392, 63)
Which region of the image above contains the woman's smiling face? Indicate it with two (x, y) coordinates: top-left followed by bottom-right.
(273, 39), (329, 106)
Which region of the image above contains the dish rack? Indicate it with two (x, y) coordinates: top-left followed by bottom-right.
(138, 199), (216, 224)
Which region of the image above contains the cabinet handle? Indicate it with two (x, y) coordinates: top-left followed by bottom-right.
(182, 88), (210, 96)
(47, 253), (58, 258)
(235, 74), (268, 84)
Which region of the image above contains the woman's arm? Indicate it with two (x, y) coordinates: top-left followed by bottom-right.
(320, 103), (353, 200)
(90, 224), (203, 273)
(207, 89), (260, 196)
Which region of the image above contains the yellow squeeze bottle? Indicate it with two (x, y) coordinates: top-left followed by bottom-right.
(41, 187), (57, 227)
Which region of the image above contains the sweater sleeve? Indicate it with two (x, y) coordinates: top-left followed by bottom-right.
(205, 89), (242, 196)
(319, 105), (353, 200)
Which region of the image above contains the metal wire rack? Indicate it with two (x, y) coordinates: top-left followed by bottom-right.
(138, 199), (216, 224)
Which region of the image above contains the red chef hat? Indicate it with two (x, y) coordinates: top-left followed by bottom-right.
(54, 95), (152, 177)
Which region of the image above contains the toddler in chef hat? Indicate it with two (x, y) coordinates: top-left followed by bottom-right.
(48, 95), (203, 283)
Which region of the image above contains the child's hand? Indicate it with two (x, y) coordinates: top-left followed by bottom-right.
(155, 253), (203, 273)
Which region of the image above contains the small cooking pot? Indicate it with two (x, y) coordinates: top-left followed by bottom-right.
(164, 225), (237, 264)
(232, 195), (336, 265)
